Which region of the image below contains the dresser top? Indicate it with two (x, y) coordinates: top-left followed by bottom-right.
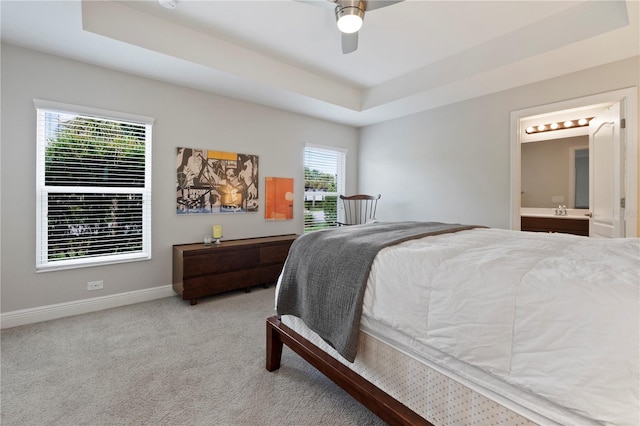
(173, 234), (298, 252)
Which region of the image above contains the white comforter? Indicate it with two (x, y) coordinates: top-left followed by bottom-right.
(363, 228), (639, 426)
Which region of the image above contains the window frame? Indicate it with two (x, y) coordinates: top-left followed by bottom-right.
(303, 143), (346, 232)
(34, 99), (154, 272)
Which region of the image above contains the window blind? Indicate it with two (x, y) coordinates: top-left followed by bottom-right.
(35, 100), (153, 271)
(304, 144), (345, 233)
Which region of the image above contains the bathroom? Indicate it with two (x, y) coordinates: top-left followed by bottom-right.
(520, 131), (590, 235)
(514, 94), (630, 237)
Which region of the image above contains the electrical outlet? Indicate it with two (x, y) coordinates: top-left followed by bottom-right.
(87, 280), (103, 291)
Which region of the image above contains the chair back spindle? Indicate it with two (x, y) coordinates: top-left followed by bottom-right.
(339, 194), (381, 226)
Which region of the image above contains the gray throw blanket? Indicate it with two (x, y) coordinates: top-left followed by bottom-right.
(276, 221), (479, 362)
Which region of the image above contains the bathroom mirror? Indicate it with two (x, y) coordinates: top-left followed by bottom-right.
(521, 135), (588, 208)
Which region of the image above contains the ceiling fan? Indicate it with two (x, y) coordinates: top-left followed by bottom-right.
(302, 0), (404, 54)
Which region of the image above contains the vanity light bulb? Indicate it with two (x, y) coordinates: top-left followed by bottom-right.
(564, 120), (573, 128)
(526, 126), (535, 134)
(578, 118), (588, 126)
(537, 124), (546, 131)
(550, 123), (559, 130)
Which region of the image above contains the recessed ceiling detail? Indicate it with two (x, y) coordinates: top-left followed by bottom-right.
(1, 0), (637, 127)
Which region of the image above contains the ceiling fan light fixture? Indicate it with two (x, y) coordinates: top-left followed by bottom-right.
(158, 0), (177, 9)
(336, 3), (365, 34)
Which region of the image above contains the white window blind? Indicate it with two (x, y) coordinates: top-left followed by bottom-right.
(304, 144), (345, 233)
(35, 100), (153, 271)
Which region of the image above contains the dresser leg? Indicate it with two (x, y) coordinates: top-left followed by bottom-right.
(190, 298), (197, 305)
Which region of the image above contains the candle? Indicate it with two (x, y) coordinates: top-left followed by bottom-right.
(213, 225), (222, 239)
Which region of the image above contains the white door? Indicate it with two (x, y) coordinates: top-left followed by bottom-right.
(589, 101), (624, 237)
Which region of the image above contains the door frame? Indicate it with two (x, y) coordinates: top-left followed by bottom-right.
(510, 87), (638, 237)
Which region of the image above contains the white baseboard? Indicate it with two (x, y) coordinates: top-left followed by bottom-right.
(1, 285), (176, 329)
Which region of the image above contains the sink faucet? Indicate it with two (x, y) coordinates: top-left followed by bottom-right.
(555, 205), (567, 216)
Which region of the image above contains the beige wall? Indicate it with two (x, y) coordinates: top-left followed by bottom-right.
(0, 44), (359, 313)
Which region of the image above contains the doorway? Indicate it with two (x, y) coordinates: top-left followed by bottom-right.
(510, 87), (638, 237)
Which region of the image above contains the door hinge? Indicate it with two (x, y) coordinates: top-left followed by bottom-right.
(621, 198), (626, 208)
(621, 118), (626, 129)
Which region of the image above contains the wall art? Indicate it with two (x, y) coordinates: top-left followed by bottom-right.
(176, 148), (259, 214)
(265, 177), (294, 220)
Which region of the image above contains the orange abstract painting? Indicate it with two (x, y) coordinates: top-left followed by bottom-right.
(265, 177), (294, 220)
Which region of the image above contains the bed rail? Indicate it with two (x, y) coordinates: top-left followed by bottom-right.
(266, 315), (433, 426)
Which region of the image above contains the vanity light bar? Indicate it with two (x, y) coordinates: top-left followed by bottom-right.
(525, 117), (594, 134)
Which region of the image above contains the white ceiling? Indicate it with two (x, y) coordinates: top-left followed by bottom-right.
(1, 0), (638, 127)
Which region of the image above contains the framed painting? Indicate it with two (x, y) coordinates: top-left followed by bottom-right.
(265, 177), (294, 220)
(176, 148), (259, 214)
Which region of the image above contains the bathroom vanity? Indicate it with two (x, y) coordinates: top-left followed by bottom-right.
(521, 216), (589, 236)
(520, 208), (589, 236)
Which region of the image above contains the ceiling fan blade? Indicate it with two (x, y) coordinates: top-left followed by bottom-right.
(342, 32), (358, 54)
(364, 0), (404, 11)
(295, 0), (335, 8)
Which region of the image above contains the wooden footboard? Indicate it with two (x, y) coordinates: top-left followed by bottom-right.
(265, 315), (433, 426)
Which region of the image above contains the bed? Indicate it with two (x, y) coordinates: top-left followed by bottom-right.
(265, 222), (639, 426)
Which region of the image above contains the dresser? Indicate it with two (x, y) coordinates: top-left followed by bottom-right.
(173, 234), (297, 305)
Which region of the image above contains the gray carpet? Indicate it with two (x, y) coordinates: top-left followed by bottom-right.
(1, 287), (385, 425)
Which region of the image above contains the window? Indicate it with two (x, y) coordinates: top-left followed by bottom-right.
(304, 144), (346, 232)
(35, 100), (153, 271)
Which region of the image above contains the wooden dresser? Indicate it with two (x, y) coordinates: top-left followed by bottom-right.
(173, 234), (297, 305)
(521, 216), (589, 236)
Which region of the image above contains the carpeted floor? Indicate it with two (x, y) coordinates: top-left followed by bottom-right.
(1, 287), (385, 425)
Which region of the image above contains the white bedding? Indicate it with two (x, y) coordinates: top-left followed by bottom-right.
(362, 228), (639, 426)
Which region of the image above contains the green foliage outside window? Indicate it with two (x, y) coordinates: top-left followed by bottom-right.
(304, 167), (338, 231)
(44, 116), (146, 260)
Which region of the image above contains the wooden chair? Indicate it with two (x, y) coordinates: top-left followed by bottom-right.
(339, 194), (381, 226)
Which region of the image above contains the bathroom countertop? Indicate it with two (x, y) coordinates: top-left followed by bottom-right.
(520, 207), (590, 220)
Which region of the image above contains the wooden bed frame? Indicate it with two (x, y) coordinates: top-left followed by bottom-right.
(265, 315), (434, 426)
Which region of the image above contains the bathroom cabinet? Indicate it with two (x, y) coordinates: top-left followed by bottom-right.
(521, 216), (589, 236)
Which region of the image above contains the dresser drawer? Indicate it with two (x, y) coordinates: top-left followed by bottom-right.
(182, 268), (265, 300)
(260, 244), (291, 264)
(183, 248), (259, 278)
